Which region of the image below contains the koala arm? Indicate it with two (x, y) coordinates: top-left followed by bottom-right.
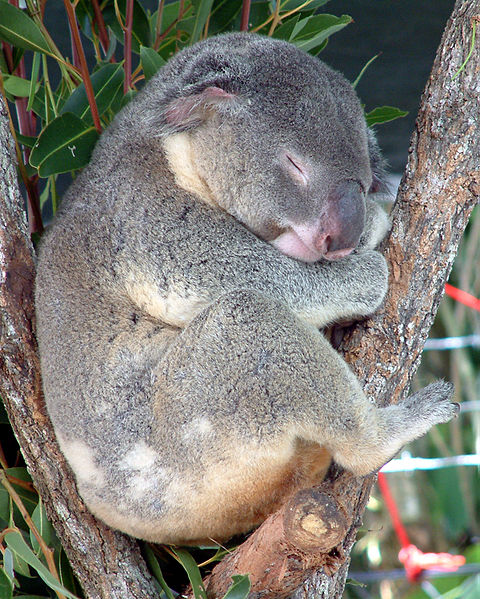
(122, 202), (388, 330)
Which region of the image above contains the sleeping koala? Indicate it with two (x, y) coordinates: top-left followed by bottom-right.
(35, 32), (457, 545)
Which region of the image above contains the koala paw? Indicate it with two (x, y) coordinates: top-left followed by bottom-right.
(357, 199), (391, 251)
(401, 381), (459, 426)
(342, 250), (389, 318)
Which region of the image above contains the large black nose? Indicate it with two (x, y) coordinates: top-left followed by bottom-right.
(324, 180), (365, 253)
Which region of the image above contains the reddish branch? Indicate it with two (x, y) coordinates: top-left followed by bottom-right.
(123, 0), (134, 94)
(240, 0), (251, 32)
(91, 0), (111, 59)
(63, 0), (102, 133)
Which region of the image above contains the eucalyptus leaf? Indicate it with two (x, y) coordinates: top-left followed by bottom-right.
(142, 545), (176, 599)
(29, 113), (99, 177)
(4, 532), (79, 599)
(3, 549), (14, 581)
(2, 75), (32, 98)
(140, 46), (166, 82)
(27, 52), (42, 111)
(9, 547), (31, 579)
(206, 0), (242, 35)
(272, 15), (301, 41)
(56, 548), (81, 597)
(282, 0), (329, 10)
(190, 0), (215, 44)
(365, 106), (408, 126)
(102, 0), (151, 54)
(0, 468), (38, 529)
(222, 574), (251, 599)
(60, 63), (124, 124)
(0, 2), (52, 55)
(172, 548), (207, 599)
(290, 14), (352, 53)
(0, 568), (14, 599)
(30, 500), (57, 555)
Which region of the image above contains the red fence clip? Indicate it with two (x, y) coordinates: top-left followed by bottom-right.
(445, 283), (480, 312)
(398, 544), (466, 582)
(378, 473), (466, 582)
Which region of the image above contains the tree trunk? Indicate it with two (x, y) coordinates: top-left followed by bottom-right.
(0, 2), (479, 599)
(0, 97), (158, 599)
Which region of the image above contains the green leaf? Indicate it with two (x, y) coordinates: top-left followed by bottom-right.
(0, 567), (14, 599)
(56, 548), (81, 598)
(272, 15), (301, 41)
(290, 14), (352, 53)
(140, 46), (166, 82)
(0, 468), (38, 532)
(143, 545), (176, 599)
(61, 63), (124, 124)
(102, 0), (151, 54)
(205, 0), (242, 35)
(222, 575), (251, 599)
(2, 75), (32, 98)
(190, 0), (215, 44)
(4, 532), (79, 599)
(0, 2), (52, 55)
(2, 549), (14, 580)
(172, 548), (207, 599)
(15, 133), (37, 149)
(282, 0), (329, 10)
(27, 52), (41, 111)
(29, 113), (99, 177)
(365, 106), (408, 126)
(30, 500), (57, 555)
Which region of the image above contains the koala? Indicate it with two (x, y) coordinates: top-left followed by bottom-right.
(35, 32), (457, 545)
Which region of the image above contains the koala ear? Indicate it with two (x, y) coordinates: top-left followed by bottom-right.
(367, 128), (390, 195)
(164, 84), (237, 132)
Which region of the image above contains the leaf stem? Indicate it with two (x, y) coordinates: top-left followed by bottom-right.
(452, 16), (478, 80)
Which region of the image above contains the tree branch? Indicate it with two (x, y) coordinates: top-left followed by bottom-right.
(0, 96), (157, 599)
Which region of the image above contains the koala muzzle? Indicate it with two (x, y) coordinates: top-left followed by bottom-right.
(271, 181), (365, 262)
(322, 180), (366, 260)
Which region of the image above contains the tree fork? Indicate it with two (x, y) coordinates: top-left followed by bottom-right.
(193, 1), (480, 597)
(0, 1), (479, 599)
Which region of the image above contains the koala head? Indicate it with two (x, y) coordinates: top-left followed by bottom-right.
(141, 33), (386, 262)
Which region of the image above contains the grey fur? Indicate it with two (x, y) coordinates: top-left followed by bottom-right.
(35, 33), (457, 544)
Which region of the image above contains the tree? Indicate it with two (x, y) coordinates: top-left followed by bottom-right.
(1, 1), (479, 598)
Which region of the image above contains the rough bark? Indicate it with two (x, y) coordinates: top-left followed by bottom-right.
(0, 1), (479, 599)
(0, 97), (158, 599)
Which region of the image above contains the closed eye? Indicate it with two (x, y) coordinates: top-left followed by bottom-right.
(284, 152), (309, 186)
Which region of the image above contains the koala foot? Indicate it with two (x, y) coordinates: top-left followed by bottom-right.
(328, 380), (458, 477)
(401, 380), (459, 425)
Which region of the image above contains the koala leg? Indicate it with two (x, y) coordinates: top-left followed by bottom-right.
(145, 290), (456, 543)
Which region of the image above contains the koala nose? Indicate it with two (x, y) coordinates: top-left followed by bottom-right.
(321, 180), (365, 258)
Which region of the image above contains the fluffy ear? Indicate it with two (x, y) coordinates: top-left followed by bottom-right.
(367, 128), (390, 195)
(164, 84), (237, 132)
